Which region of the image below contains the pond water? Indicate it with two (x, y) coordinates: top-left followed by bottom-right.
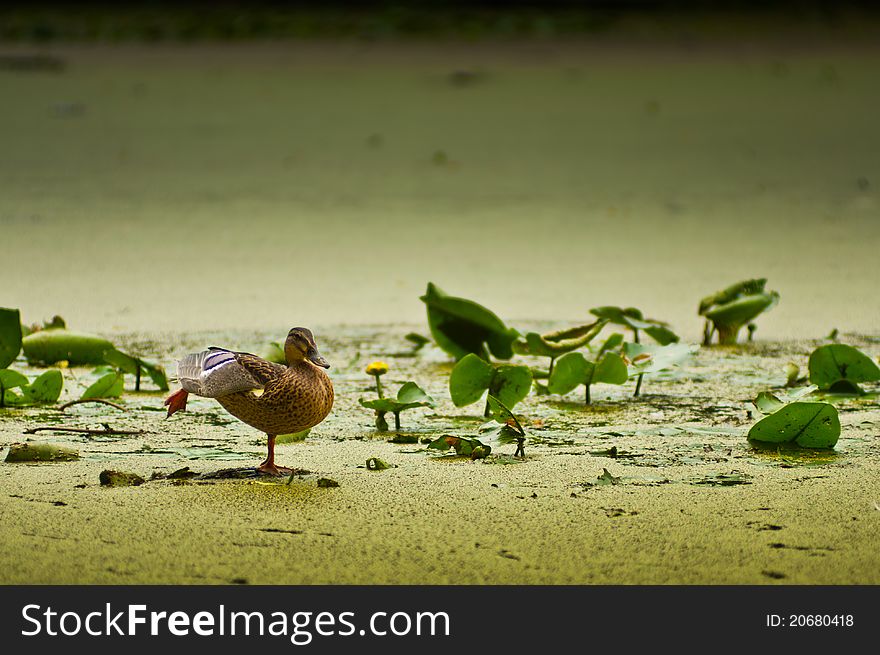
(1, 43), (878, 342)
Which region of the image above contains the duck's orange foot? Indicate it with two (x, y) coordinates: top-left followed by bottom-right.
(256, 463), (293, 476)
(164, 389), (189, 418)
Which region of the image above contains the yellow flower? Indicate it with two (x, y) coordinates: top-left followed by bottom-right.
(365, 361), (389, 376)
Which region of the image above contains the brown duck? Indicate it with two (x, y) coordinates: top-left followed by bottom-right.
(164, 327), (334, 475)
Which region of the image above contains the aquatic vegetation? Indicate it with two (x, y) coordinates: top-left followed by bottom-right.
(81, 367), (125, 399)
(449, 353), (532, 414)
(481, 394), (528, 457)
(0, 307), (23, 367)
(359, 380), (435, 432)
(22, 329), (115, 366)
(547, 351), (628, 404)
(808, 344), (880, 393)
(5, 442), (79, 462)
(0, 369), (63, 406)
(748, 401), (840, 449)
(260, 342), (286, 364)
(420, 283), (519, 361)
(365, 361), (389, 398)
(589, 306), (678, 345)
(99, 470), (145, 487)
(427, 434), (491, 459)
(513, 320), (607, 376)
(103, 349), (168, 391)
(699, 279), (779, 345)
(752, 386), (815, 414)
(623, 342), (695, 396)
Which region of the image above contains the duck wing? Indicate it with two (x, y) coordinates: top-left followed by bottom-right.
(177, 348), (286, 398)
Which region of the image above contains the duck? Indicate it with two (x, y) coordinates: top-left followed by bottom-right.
(164, 327), (334, 476)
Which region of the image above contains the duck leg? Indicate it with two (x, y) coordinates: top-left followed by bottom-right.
(257, 434), (293, 476)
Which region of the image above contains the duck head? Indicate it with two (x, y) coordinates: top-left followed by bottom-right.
(284, 327), (330, 369)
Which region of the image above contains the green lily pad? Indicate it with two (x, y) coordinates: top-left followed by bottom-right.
(427, 434), (491, 458)
(699, 279), (779, 344)
(0, 307), (23, 368)
(0, 369), (29, 391)
(808, 344), (880, 391)
(5, 443), (79, 462)
(514, 320), (607, 358)
(82, 371), (125, 399)
(420, 283), (519, 360)
(360, 381), (435, 414)
(22, 330), (115, 366)
(747, 402), (840, 448)
(449, 354), (532, 410)
(104, 349), (169, 391)
(276, 429), (310, 444)
(21, 369), (63, 404)
(590, 306), (679, 345)
(260, 342), (287, 365)
(548, 351), (628, 402)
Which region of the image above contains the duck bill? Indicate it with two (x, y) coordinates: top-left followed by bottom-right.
(307, 346), (330, 369)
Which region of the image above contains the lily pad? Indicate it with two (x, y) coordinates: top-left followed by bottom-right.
(427, 434), (491, 458)
(20, 369), (63, 404)
(699, 279), (779, 345)
(808, 344), (880, 391)
(0, 307), (22, 368)
(449, 353), (532, 410)
(104, 349), (169, 391)
(82, 371), (125, 399)
(513, 320), (607, 358)
(747, 402), (840, 448)
(22, 330), (115, 366)
(366, 457), (391, 471)
(548, 351), (628, 403)
(5, 442), (79, 462)
(590, 306), (679, 345)
(276, 429), (310, 444)
(420, 283), (519, 360)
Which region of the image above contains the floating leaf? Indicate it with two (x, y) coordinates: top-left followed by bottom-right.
(808, 344), (880, 391)
(449, 354), (532, 410)
(0, 369), (29, 391)
(699, 279), (779, 345)
(590, 306), (679, 344)
(597, 332), (624, 356)
(754, 391), (785, 414)
(276, 429), (310, 444)
(596, 468), (621, 485)
(514, 320), (607, 358)
(103, 349), (168, 391)
(5, 443), (79, 462)
(547, 351), (628, 403)
(359, 381), (435, 431)
(427, 434), (491, 458)
(784, 362), (800, 387)
(20, 370), (63, 404)
(747, 402), (840, 448)
(22, 330), (115, 366)
(0, 307), (23, 368)
(404, 333), (430, 350)
(420, 283), (519, 360)
(82, 371), (125, 399)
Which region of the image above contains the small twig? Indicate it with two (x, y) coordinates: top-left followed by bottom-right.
(23, 423), (146, 436)
(58, 398), (127, 412)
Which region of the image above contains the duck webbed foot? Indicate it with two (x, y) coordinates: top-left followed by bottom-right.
(256, 462), (294, 476)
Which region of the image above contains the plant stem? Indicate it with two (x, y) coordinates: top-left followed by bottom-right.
(634, 374), (644, 397)
(393, 411), (401, 431)
(0, 379), (5, 408)
(633, 328), (640, 344)
(484, 398), (491, 418)
(135, 364), (141, 391)
(548, 357), (556, 377)
(58, 398), (126, 412)
(584, 383), (591, 405)
(373, 374), (383, 399)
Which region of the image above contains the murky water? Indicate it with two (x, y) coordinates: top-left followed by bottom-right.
(1, 43), (878, 341)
